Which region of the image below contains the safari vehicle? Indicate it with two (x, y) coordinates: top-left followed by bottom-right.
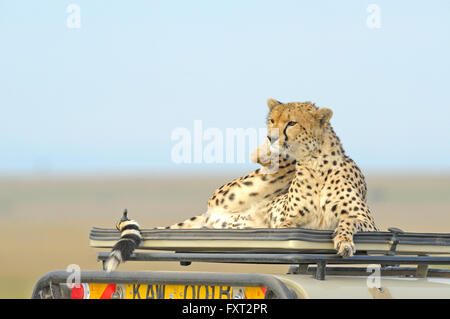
(32, 219), (450, 299)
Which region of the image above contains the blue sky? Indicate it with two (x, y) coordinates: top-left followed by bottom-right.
(1, 1), (449, 175)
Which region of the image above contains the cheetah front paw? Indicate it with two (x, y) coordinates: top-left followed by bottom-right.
(334, 238), (356, 258)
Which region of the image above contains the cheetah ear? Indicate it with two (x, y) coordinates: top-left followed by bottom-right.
(315, 108), (333, 127)
(267, 98), (282, 110)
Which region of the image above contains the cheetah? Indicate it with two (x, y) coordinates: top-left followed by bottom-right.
(104, 99), (377, 271)
(260, 99), (378, 257)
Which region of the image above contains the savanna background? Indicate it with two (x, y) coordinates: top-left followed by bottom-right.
(1, 1), (449, 298)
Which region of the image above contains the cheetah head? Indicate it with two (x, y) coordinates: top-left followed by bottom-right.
(265, 98), (333, 162)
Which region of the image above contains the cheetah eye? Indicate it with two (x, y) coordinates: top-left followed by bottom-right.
(287, 121), (297, 127)
(269, 119), (274, 124)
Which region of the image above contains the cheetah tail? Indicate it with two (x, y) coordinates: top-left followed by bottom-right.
(103, 209), (142, 272)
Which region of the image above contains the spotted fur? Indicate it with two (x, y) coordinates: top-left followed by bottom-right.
(165, 99), (377, 257)
(261, 100), (377, 256)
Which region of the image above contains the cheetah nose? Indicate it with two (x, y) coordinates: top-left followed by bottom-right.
(267, 135), (278, 144)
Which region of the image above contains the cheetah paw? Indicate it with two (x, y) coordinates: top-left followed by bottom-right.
(334, 240), (356, 258)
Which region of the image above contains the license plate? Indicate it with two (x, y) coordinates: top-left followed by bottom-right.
(70, 283), (267, 299)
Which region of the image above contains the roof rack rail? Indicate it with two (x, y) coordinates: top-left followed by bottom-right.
(91, 227), (450, 280)
(96, 251), (450, 280)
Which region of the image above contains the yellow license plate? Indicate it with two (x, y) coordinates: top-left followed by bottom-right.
(70, 283), (267, 299)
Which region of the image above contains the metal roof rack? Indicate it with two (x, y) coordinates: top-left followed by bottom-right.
(96, 251), (450, 281)
(91, 226), (450, 281)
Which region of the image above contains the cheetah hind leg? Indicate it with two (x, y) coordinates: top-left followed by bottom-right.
(157, 214), (207, 229)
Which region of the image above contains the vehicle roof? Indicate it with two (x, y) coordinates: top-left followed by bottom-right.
(275, 273), (450, 298)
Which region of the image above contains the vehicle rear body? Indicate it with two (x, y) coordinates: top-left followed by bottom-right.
(32, 227), (450, 299)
